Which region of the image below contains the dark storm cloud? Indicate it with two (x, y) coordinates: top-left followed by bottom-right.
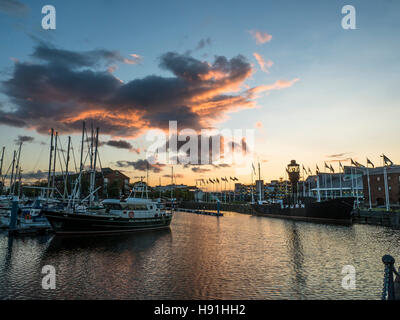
(115, 159), (166, 173)
(0, 43), (296, 137)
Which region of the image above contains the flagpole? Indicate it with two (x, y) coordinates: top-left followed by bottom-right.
(383, 163), (390, 212)
(339, 163), (343, 198)
(316, 171), (321, 202)
(366, 161), (372, 210)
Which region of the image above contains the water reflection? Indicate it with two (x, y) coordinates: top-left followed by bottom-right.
(0, 212), (399, 299)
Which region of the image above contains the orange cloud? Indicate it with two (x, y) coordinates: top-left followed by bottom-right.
(253, 52), (273, 73)
(248, 78), (300, 97)
(250, 30), (272, 44)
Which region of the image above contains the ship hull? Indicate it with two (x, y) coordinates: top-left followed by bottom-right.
(252, 198), (355, 225)
(43, 210), (173, 235)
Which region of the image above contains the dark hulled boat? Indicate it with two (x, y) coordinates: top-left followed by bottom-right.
(43, 198), (173, 235)
(252, 160), (355, 225)
(252, 197), (355, 225)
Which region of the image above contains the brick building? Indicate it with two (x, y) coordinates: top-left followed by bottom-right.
(362, 165), (400, 207)
(54, 167), (130, 198)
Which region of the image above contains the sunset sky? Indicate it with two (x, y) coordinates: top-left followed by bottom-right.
(0, 0), (399, 187)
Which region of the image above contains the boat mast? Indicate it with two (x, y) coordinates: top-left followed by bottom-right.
(47, 128), (54, 201)
(64, 136), (71, 199)
(90, 127), (99, 206)
(13, 142), (22, 196)
(0, 146), (4, 193)
(78, 121), (85, 200)
(51, 132), (58, 198)
(10, 150), (16, 196)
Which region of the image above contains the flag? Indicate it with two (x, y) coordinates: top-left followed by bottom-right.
(367, 158), (374, 168)
(330, 164), (334, 173)
(382, 154), (393, 166)
(252, 163), (256, 174)
(351, 158), (357, 167)
(209, 178), (214, 184)
(302, 165), (307, 172)
(355, 161), (365, 168)
(339, 161), (344, 171)
(308, 167), (312, 175)
(324, 162), (330, 170)
(216, 178), (220, 183)
(230, 176), (234, 181)
(316, 165), (320, 174)
(233, 177), (238, 181)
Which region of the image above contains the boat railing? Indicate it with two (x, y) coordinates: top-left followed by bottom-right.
(382, 254), (400, 300)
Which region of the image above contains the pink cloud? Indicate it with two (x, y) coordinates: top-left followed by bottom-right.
(253, 52), (273, 73)
(249, 30), (272, 45)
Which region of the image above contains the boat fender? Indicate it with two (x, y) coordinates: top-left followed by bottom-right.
(129, 211), (134, 218)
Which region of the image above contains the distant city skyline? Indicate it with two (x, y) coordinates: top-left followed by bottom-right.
(0, 0), (399, 186)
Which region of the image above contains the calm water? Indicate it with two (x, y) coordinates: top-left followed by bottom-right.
(0, 211), (399, 300)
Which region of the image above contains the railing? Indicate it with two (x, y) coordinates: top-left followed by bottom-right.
(382, 255), (400, 300)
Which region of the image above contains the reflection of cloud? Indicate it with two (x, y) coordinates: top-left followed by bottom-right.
(249, 30), (272, 44)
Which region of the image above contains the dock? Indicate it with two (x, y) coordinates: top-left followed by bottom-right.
(175, 208), (223, 217)
(353, 209), (400, 228)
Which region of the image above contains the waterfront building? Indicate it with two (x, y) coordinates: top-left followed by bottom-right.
(302, 166), (363, 200)
(362, 165), (400, 207)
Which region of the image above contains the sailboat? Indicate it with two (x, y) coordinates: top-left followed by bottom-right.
(43, 123), (173, 235)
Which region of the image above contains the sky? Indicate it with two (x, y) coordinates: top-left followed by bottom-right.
(0, 0), (399, 187)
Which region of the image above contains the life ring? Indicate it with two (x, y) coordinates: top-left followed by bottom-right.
(129, 211), (134, 218)
(25, 214), (31, 220)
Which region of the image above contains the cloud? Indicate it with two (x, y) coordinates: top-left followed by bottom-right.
(249, 30), (272, 44)
(163, 173), (184, 179)
(31, 43), (137, 68)
(0, 0), (29, 17)
(247, 79), (299, 96)
(191, 166), (211, 173)
(326, 152), (351, 158)
(115, 159), (166, 173)
(103, 139), (140, 153)
(14, 135), (34, 144)
(253, 52), (273, 73)
(194, 38), (211, 51)
(255, 121), (263, 128)
(0, 43), (297, 138)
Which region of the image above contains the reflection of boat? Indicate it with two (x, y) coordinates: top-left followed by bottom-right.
(43, 197), (173, 235)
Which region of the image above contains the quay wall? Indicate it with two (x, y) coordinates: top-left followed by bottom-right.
(179, 202), (255, 214)
(180, 202), (400, 229)
(353, 209), (400, 229)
